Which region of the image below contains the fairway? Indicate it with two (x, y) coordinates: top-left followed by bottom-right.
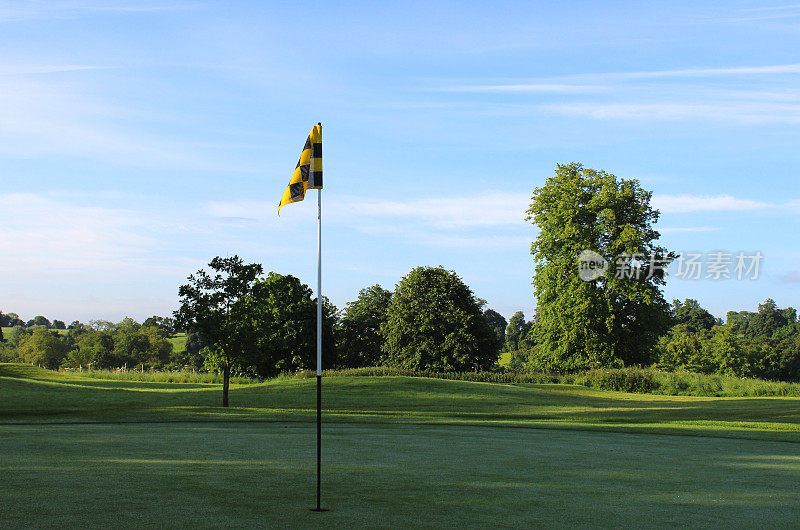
(2, 422), (800, 528)
(2, 364), (800, 527)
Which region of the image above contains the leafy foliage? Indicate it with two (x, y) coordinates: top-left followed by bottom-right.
(527, 162), (674, 369)
(337, 284), (392, 368)
(381, 266), (499, 371)
(174, 255), (263, 406)
(247, 272), (338, 376)
(18, 327), (68, 369)
(483, 309), (507, 346)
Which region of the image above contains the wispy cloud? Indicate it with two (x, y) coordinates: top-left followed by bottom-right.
(653, 195), (773, 213)
(436, 62), (800, 124)
(540, 101), (800, 123)
(589, 63), (800, 80)
(780, 271), (800, 283)
(208, 192), (532, 229)
(0, 71), (247, 170)
(205, 192), (534, 250)
(659, 226), (722, 233)
(0, 193), (164, 276)
(0, 1), (202, 22)
(332, 192), (530, 228)
(0, 64), (106, 75)
(434, 84), (606, 94)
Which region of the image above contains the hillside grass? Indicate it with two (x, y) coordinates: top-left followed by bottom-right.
(2, 363), (799, 442)
(1, 326), (67, 336)
(167, 332), (187, 354)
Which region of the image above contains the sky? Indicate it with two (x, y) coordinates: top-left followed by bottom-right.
(1, 0), (799, 323)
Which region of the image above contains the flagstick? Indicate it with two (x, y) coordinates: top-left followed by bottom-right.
(313, 123), (325, 513)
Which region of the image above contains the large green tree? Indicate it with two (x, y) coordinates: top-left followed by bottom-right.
(527, 163), (674, 369)
(337, 284), (392, 368)
(174, 256), (263, 407)
(381, 266), (499, 371)
(18, 327), (68, 369)
(247, 272), (338, 376)
(483, 309), (507, 347)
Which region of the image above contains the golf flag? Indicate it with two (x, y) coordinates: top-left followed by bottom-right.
(278, 124), (323, 214)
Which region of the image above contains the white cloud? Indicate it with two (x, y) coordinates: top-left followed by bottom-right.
(653, 195), (773, 213)
(208, 192), (532, 229)
(0, 193), (183, 276)
(331, 192), (531, 228)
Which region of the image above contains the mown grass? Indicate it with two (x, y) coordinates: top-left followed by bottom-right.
(2, 362), (800, 526)
(3, 422), (799, 527)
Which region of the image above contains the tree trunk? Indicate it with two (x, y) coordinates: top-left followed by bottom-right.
(222, 362), (230, 408)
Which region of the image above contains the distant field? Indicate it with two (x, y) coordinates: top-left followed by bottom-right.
(168, 332), (187, 354)
(1, 363), (799, 526)
(498, 350), (511, 366)
(2, 326), (67, 336)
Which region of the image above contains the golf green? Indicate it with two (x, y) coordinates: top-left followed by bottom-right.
(2, 422), (799, 527)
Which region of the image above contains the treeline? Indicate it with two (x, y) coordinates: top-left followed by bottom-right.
(503, 298), (800, 382)
(0, 317), (181, 370)
(0, 264), (503, 377)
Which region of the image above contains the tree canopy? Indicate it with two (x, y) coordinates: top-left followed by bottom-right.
(247, 272), (337, 376)
(382, 266), (499, 371)
(337, 284), (392, 368)
(527, 162), (674, 369)
(174, 255), (263, 406)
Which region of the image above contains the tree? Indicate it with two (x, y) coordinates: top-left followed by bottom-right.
(18, 327), (68, 369)
(504, 311), (534, 367)
(6, 313), (24, 327)
(337, 284), (392, 368)
(52, 320), (66, 330)
(143, 315), (176, 335)
(65, 330), (114, 369)
(527, 163), (675, 370)
(504, 312), (529, 351)
(174, 256), (263, 407)
(32, 315), (51, 328)
(0, 312), (10, 327)
(381, 266), (498, 371)
(247, 273), (338, 376)
(6, 326), (29, 347)
(671, 299), (718, 332)
(111, 318), (172, 368)
(483, 309), (507, 346)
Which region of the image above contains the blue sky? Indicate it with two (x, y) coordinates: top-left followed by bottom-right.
(1, 0), (799, 323)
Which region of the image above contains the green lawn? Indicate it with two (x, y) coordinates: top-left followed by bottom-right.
(2, 363), (800, 526)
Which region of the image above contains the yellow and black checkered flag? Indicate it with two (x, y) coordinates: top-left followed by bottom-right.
(278, 124), (322, 214)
